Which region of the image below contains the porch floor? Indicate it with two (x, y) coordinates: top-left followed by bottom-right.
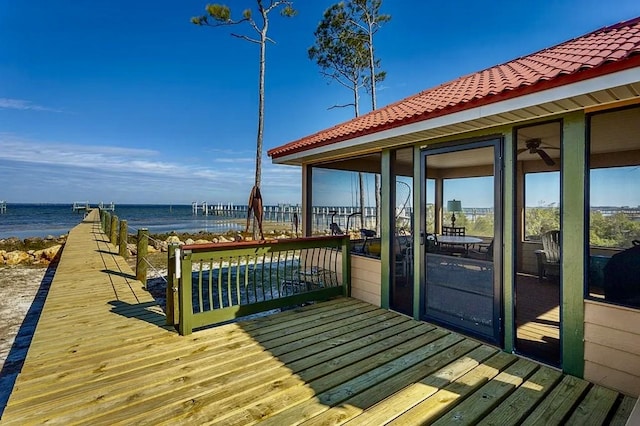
(516, 273), (561, 366)
(1, 212), (636, 425)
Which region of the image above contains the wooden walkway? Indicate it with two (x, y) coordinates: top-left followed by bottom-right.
(1, 210), (637, 425)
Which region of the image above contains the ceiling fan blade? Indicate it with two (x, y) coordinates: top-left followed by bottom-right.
(537, 149), (555, 166)
(516, 148), (528, 155)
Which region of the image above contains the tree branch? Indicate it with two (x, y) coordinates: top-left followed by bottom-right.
(328, 103), (355, 110)
(231, 33), (261, 44)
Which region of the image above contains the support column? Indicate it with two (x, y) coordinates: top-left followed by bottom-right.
(413, 145), (422, 319)
(562, 111), (587, 377)
(380, 150), (393, 309)
(302, 164), (312, 237)
(503, 131), (515, 353)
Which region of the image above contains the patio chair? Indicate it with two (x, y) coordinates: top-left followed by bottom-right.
(329, 222), (343, 235)
(440, 226), (467, 256)
(394, 235), (412, 278)
(535, 230), (560, 282)
(360, 228), (376, 253)
(468, 239), (493, 261)
(426, 233), (439, 253)
(442, 226), (465, 236)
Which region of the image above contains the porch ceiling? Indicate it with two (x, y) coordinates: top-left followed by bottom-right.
(273, 77), (640, 166)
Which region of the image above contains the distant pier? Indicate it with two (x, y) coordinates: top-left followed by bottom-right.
(72, 201), (115, 213)
(192, 201), (209, 215)
(98, 202), (115, 211)
(72, 201), (89, 213)
(194, 202), (383, 231)
(0, 200), (6, 214)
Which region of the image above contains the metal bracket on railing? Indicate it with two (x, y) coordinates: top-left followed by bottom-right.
(175, 248), (181, 279)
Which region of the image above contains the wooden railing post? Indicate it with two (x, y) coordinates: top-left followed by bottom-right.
(110, 215), (118, 245)
(341, 236), (351, 297)
(166, 243), (178, 326)
(178, 249), (193, 335)
(119, 220), (128, 258)
(136, 228), (148, 284)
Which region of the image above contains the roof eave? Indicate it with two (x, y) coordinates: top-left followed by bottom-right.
(271, 58), (640, 166)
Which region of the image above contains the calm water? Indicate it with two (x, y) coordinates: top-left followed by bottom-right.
(0, 204), (245, 239)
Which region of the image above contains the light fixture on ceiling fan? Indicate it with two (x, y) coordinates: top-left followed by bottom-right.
(517, 138), (559, 166)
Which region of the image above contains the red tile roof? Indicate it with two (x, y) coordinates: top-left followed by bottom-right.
(269, 16), (640, 159)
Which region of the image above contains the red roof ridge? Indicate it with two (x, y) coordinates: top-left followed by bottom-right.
(589, 15), (640, 33)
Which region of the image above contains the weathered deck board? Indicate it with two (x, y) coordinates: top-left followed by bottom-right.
(477, 365), (563, 426)
(0, 210), (635, 425)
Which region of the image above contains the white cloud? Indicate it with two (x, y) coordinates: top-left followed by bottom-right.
(207, 148), (254, 155)
(0, 134), (302, 204)
(0, 98), (63, 112)
(213, 158), (254, 163)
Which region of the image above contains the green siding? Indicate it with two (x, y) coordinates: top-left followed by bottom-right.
(561, 111), (587, 377)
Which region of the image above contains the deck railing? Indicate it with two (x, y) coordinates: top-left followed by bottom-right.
(167, 236), (351, 335)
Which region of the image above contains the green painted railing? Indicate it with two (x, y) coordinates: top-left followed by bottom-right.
(168, 236), (351, 335)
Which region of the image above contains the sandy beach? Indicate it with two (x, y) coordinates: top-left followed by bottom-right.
(0, 264), (53, 408)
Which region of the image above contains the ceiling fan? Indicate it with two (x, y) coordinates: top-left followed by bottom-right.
(517, 138), (559, 166)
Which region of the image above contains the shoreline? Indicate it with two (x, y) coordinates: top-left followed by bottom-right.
(0, 204), (304, 241)
(0, 217), (305, 267)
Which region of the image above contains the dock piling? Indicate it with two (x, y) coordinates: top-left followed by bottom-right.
(136, 228), (148, 285)
(118, 220), (128, 259)
(110, 215), (118, 245)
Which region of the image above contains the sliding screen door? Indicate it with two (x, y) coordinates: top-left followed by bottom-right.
(421, 139), (502, 344)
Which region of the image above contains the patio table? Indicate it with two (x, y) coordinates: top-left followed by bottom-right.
(437, 235), (483, 256)
(437, 235), (483, 245)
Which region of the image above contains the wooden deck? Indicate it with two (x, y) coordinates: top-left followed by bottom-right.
(1, 210), (637, 425)
(516, 274), (561, 366)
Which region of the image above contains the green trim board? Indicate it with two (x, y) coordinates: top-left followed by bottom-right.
(503, 131), (515, 353)
(413, 145), (422, 320)
(190, 287), (345, 329)
(561, 111), (587, 377)
(380, 149), (392, 309)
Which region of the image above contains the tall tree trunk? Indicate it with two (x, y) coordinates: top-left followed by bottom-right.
(352, 82), (366, 230)
(255, 9), (267, 190)
(252, 6), (268, 239)
(366, 18), (381, 236)
(367, 25), (377, 110)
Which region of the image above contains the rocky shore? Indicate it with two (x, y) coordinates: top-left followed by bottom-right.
(0, 235), (66, 266)
(0, 222), (306, 267)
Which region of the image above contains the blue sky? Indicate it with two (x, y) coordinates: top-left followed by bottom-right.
(1, 1), (639, 205)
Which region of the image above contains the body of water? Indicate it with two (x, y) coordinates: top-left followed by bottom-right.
(0, 204), (245, 239)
